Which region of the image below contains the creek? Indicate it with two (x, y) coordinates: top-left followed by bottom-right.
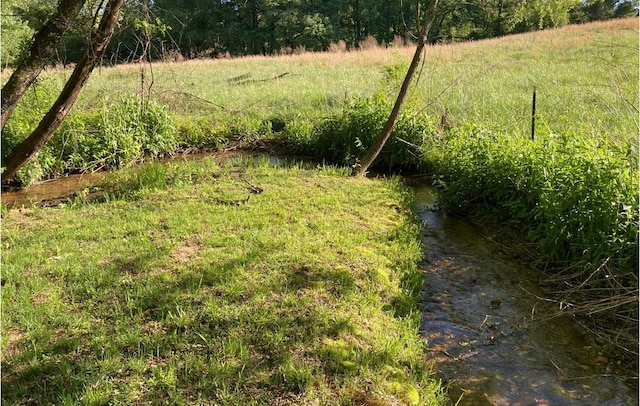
(414, 185), (637, 405)
(1, 158), (637, 405)
(0, 151), (261, 209)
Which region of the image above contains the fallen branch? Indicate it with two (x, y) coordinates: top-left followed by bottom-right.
(233, 72), (290, 85)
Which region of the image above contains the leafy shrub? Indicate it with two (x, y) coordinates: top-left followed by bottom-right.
(303, 95), (435, 171)
(3, 94), (176, 184)
(1, 78), (61, 185)
(429, 128), (638, 273)
(71, 96), (176, 170)
(380, 62), (409, 97)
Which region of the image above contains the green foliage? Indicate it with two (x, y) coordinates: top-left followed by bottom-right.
(428, 127), (639, 276)
(2, 93), (176, 185)
(175, 112), (273, 146)
(1, 78), (61, 185)
(174, 116), (230, 149)
(54, 96), (176, 173)
(0, 0), (35, 66)
(4, 0), (635, 66)
(379, 61), (410, 98)
(282, 118), (317, 153)
(287, 93), (435, 171)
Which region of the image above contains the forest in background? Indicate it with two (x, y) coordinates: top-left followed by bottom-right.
(1, 0), (638, 66)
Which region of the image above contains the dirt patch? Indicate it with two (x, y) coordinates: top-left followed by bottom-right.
(2, 330), (26, 359)
(171, 244), (201, 265)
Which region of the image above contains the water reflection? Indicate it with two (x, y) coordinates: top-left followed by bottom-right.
(1, 172), (105, 208)
(414, 186), (637, 406)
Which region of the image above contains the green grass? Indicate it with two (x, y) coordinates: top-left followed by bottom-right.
(53, 18), (633, 144)
(6, 18), (637, 183)
(1, 157), (445, 405)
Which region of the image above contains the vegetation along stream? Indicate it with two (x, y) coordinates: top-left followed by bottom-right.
(2, 159), (637, 405)
(414, 185), (637, 405)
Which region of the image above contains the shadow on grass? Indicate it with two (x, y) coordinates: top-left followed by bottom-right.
(2, 246), (363, 404)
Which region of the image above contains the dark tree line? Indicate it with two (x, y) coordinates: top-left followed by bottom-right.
(2, 0), (638, 66)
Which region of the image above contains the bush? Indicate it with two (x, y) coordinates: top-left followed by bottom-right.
(3, 94), (176, 184)
(429, 128), (638, 272)
(58, 96), (176, 171)
(299, 95), (435, 171)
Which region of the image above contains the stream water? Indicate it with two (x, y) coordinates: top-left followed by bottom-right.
(1, 172), (105, 208)
(414, 185), (637, 405)
(1, 161), (637, 405)
(0, 151), (260, 209)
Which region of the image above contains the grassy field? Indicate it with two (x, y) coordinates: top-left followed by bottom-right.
(1, 157), (445, 405)
(57, 17), (637, 143)
(6, 18), (637, 182)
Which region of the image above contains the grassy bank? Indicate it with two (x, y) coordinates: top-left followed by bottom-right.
(1, 157), (445, 405)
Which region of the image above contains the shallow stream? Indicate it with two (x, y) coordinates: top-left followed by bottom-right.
(414, 185), (637, 405)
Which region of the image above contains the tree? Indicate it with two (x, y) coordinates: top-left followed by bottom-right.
(0, 0), (36, 66)
(571, 0), (638, 22)
(2, 0), (125, 182)
(1, 0), (87, 131)
(352, 0), (439, 176)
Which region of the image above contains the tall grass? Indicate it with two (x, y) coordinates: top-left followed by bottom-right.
(5, 18), (636, 183)
(62, 17), (637, 144)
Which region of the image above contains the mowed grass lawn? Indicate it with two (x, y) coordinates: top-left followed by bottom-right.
(1, 158), (445, 405)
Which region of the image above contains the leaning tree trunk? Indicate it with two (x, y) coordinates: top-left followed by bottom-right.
(2, 0), (125, 183)
(1, 0), (87, 131)
(352, 0), (439, 176)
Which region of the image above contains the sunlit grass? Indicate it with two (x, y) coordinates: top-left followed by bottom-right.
(1, 157), (445, 405)
(45, 17), (636, 144)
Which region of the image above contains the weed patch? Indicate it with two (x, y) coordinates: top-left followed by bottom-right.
(2, 94), (176, 185)
(284, 94), (436, 171)
(427, 127), (639, 364)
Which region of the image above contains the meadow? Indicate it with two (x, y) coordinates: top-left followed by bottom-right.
(1, 17), (639, 404)
(71, 17), (637, 143)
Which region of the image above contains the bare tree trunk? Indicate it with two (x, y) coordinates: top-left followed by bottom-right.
(352, 0), (439, 177)
(1, 0), (87, 131)
(2, 0), (125, 183)
(351, 37), (426, 176)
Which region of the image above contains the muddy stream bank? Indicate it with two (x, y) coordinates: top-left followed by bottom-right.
(1, 157), (637, 405)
